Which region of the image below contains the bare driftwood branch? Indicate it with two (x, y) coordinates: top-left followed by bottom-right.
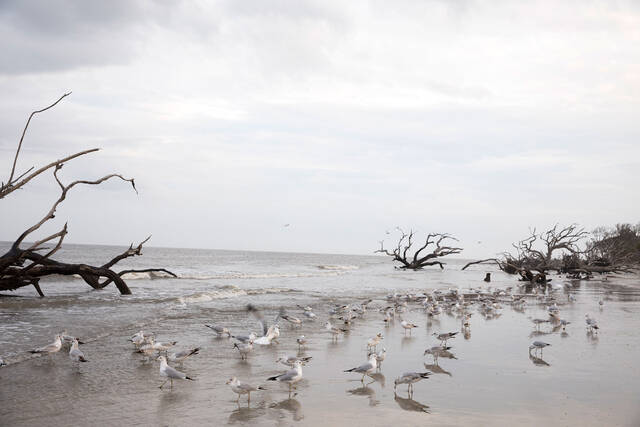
(376, 229), (462, 270)
(0, 93), (171, 297)
(6, 92), (71, 188)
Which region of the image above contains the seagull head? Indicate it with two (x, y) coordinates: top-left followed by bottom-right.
(225, 377), (237, 385)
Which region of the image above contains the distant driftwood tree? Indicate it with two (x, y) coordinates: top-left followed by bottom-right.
(462, 223), (618, 283)
(376, 228), (463, 269)
(0, 93), (175, 297)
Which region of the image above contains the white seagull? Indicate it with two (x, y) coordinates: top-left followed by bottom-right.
(157, 355), (194, 389)
(344, 353), (377, 382)
(69, 338), (88, 363)
(226, 377), (266, 403)
(267, 360), (303, 396)
(30, 335), (62, 355)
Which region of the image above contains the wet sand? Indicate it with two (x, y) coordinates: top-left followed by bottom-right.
(1, 274), (640, 426)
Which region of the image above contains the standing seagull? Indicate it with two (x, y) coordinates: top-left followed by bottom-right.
(296, 335), (308, 350)
(433, 331), (458, 346)
(528, 341), (551, 356)
(205, 324), (231, 337)
(30, 335), (62, 356)
(344, 353), (377, 382)
(157, 356), (194, 389)
(68, 339), (88, 363)
(400, 319), (418, 336)
(233, 341), (254, 360)
(267, 360), (303, 396)
(226, 377), (266, 403)
(168, 347), (200, 364)
(394, 372), (430, 396)
(585, 314), (599, 333)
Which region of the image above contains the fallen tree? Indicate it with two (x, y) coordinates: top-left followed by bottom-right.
(376, 228), (463, 269)
(462, 223), (638, 283)
(0, 93), (175, 296)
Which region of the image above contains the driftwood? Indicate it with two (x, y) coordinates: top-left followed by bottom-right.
(376, 228), (462, 270)
(0, 93), (175, 296)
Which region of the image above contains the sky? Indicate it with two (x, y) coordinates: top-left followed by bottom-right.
(1, 0), (639, 258)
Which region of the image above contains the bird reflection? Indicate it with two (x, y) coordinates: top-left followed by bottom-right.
(463, 329), (471, 340)
(401, 336), (415, 348)
(347, 384), (379, 406)
(529, 354), (550, 367)
(586, 330), (599, 345)
(529, 330), (554, 338)
(269, 398), (304, 421)
(227, 403), (267, 424)
(369, 372), (386, 387)
(424, 363), (452, 377)
(393, 393), (430, 413)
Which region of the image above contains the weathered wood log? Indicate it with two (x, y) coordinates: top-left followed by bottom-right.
(376, 228), (462, 270)
(0, 93), (175, 296)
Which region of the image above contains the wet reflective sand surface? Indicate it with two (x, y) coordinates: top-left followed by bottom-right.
(1, 247), (639, 426)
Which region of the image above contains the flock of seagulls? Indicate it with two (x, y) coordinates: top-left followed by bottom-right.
(10, 281), (606, 415)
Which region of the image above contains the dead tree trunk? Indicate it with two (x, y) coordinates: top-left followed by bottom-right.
(376, 228), (463, 269)
(0, 93), (175, 296)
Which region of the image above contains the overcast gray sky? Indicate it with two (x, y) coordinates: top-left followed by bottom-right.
(1, 0), (639, 257)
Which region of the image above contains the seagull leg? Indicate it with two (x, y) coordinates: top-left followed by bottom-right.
(159, 379), (169, 389)
(170, 379), (173, 389)
(247, 392), (251, 403)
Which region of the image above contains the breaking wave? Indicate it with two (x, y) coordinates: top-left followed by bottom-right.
(176, 285), (295, 305)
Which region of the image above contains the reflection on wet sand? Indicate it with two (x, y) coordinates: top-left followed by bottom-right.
(369, 372), (386, 387)
(393, 393), (430, 413)
(227, 403), (267, 425)
(347, 384), (379, 406)
(269, 398), (304, 421)
(529, 354), (550, 367)
(424, 362), (453, 377)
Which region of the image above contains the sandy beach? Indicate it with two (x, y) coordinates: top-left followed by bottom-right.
(1, 247), (639, 426)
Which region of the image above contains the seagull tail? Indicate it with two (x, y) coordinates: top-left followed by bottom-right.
(344, 368), (356, 372)
(80, 357), (89, 362)
(185, 376), (195, 381)
(258, 386), (267, 390)
(189, 348), (200, 357)
(28, 350), (39, 354)
(267, 375), (279, 381)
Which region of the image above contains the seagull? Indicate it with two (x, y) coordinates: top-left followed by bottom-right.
(152, 340), (177, 353)
(130, 331), (149, 347)
(278, 308), (302, 327)
(325, 321), (347, 341)
(585, 314), (599, 332)
(370, 348), (386, 370)
(226, 377), (266, 403)
(394, 372), (430, 395)
(529, 341), (551, 356)
(253, 325), (279, 345)
(0, 358), (5, 367)
(531, 318), (550, 329)
(205, 324), (231, 337)
(276, 355), (312, 367)
(296, 336), (308, 350)
(232, 333), (257, 344)
(30, 335), (62, 355)
(157, 355), (194, 389)
(60, 331), (84, 345)
(233, 341), (254, 360)
(560, 319), (571, 331)
(267, 360), (303, 396)
(168, 347), (200, 364)
(400, 319), (418, 335)
(302, 311), (317, 319)
(68, 338), (88, 363)
(432, 331), (458, 346)
(344, 353), (377, 382)
(367, 333), (384, 351)
(423, 345), (453, 362)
